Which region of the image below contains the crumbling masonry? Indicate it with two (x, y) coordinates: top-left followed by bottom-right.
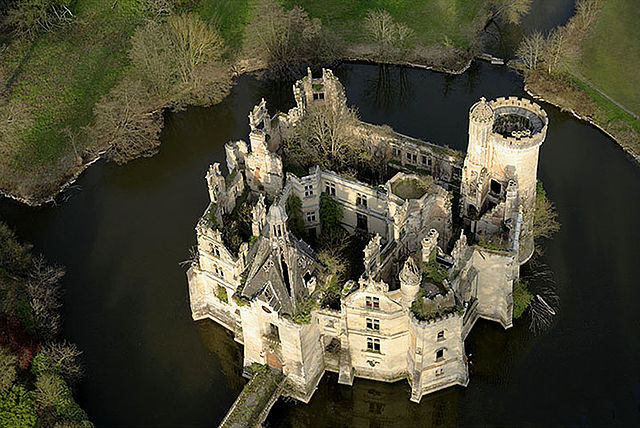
(187, 68), (548, 403)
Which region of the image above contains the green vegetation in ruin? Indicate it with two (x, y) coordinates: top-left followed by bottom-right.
(205, 203), (218, 229)
(221, 363), (283, 427)
(280, 0), (488, 51)
(422, 255), (449, 287)
(312, 83), (324, 91)
(476, 235), (510, 251)
(285, 195), (306, 239)
(293, 295), (316, 324)
(410, 292), (464, 322)
(512, 279), (533, 319)
(216, 286), (229, 304)
(0, 222), (90, 426)
(221, 188), (253, 255)
(392, 178), (429, 200)
(249, 235), (259, 248)
(319, 192), (343, 232)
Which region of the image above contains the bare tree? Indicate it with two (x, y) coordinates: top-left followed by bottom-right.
(5, 0), (75, 39)
(489, 0), (533, 25)
(90, 78), (164, 164)
(0, 346), (17, 393)
(38, 341), (83, 385)
(168, 13), (226, 87)
(543, 28), (570, 74)
(244, 0), (337, 77)
(27, 255), (64, 341)
(286, 104), (362, 171)
(517, 31), (546, 70)
(363, 10), (415, 58)
(129, 13), (231, 106)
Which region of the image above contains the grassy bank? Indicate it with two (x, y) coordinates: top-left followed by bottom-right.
(0, 0), (494, 205)
(281, 0), (488, 50)
(522, 0), (640, 161)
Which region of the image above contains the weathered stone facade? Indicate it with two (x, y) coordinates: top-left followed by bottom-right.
(186, 70), (547, 403)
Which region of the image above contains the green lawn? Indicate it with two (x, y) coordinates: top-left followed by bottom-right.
(0, 0), (251, 198)
(281, 0), (488, 48)
(3, 0), (145, 171)
(577, 0), (640, 117)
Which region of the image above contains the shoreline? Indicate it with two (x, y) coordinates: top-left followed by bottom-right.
(523, 81), (640, 166)
(0, 55), (474, 208)
(6, 54), (636, 208)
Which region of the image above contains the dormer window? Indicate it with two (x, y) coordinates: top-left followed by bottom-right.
(365, 296), (380, 310)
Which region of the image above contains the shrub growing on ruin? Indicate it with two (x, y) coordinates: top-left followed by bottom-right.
(512, 279), (533, 319)
(319, 193), (343, 233)
(285, 195), (306, 238)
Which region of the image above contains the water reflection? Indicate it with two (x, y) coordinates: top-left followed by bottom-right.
(268, 373), (460, 428)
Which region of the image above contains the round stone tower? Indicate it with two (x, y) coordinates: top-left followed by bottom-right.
(461, 96), (548, 263)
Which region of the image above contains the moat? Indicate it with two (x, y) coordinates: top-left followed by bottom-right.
(1, 62), (639, 426)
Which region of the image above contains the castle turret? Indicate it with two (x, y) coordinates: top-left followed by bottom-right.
(399, 257), (421, 306)
(461, 96), (548, 263)
(206, 163), (225, 205)
(421, 229), (439, 263)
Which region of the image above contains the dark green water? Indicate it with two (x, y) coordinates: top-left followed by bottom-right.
(2, 60), (639, 427)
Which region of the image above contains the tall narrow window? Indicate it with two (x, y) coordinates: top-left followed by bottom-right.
(325, 182), (336, 196)
(436, 349), (444, 361)
(357, 213), (368, 232)
(356, 193), (367, 208)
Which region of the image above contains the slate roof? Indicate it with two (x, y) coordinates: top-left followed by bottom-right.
(241, 232), (322, 316)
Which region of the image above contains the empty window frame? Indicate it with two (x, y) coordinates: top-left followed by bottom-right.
(435, 349), (444, 361)
(356, 193), (367, 208)
(365, 296), (380, 309)
(367, 337), (381, 352)
(304, 184), (314, 197)
(366, 317), (380, 331)
(437, 330), (445, 341)
(325, 182), (336, 196)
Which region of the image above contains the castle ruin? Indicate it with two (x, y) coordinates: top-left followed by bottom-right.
(186, 69), (547, 403)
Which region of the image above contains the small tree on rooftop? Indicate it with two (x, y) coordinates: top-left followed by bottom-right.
(285, 104), (361, 172)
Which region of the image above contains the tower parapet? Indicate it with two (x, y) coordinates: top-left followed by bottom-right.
(461, 96), (548, 263)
